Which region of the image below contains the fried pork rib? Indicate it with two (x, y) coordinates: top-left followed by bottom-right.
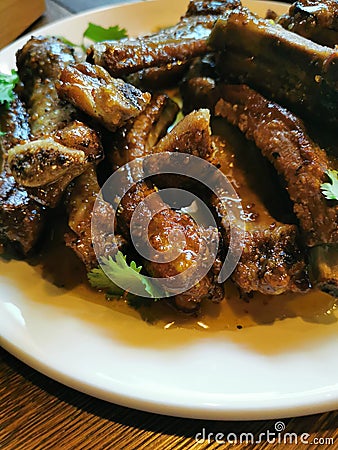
(0, 172), (46, 254)
(278, 0), (338, 48)
(210, 130), (310, 295)
(8, 121), (102, 187)
(118, 181), (221, 312)
(65, 166), (126, 270)
(185, 0), (241, 16)
(86, 0), (239, 78)
(178, 78), (310, 294)
(109, 93), (179, 169)
(7, 37), (103, 207)
(16, 36), (76, 136)
(0, 94), (30, 154)
(209, 7), (338, 126)
(107, 96), (222, 311)
(57, 62), (151, 132)
(153, 108), (212, 159)
(179, 55), (219, 114)
(0, 96), (46, 254)
(122, 0), (241, 90)
(215, 84), (338, 296)
(215, 85), (338, 247)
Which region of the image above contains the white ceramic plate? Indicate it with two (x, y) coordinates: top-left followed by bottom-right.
(1, 0), (338, 420)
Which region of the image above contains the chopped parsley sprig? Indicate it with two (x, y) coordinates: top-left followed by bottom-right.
(321, 170), (338, 201)
(88, 251), (162, 299)
(84, 23), (127, 42)
(58, 22), (128, 50)
(0, 70), (19, 136)
(0, 70), (18, 105)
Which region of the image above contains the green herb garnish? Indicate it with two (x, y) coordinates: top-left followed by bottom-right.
(57, 23), (128, 52)
(0, 70), (19, 105)
(321, 170), (338, 201)
(88, 251), (162, 299)
(83, 23), (127, 42)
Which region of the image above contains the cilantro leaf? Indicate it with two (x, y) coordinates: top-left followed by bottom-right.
(321, 170), (338, 201)
(87, 251), (162, 298)
(83, 23), (128, 42)
(0, 70), (19, 105)
(55, 35), (79, 48)
(0, 131), (6, 137)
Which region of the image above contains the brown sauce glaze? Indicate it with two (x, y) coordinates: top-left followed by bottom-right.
(31, 214), (336, 332)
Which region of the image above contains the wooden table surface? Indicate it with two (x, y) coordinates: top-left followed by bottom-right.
(1, 0), (337, 449)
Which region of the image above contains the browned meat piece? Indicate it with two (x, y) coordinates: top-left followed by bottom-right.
(123, 1), (238, 90)
(233, 224), (309, 295)
(185, 0), (241, 16)
(7, 121), (103, 207)
(181, 75), (219, 113)
(57, 62), (151, 132)
(278, 0), (338, 48)
(179, 54), (220, 113)
(210, 130), (309, 295)
(177, 81), (310, 294)
(0, 172), (46, 254)
(65, 166), (126, 270)
(0, 95), (46, 254)
(215, 84), (338, 296)
(7, 37), (104, 207)
(209, 7), (338, 127)
(16, 36), (75, 92)
(144, 109), (217, 193)
(0, 93), (30, 155)
(27, 79), (75, 138)
(86, 0), (238, 77)
(86, 18), (212, 78)
(265, 9), (278, 21)
(215, 84), (338, 248)
(109, 93), (179, 170)
(125, 61), (190, 91)
(118, 181), (221, 312)
(153, 109), (212, 159)
(8, 121), (102, 187)
(16, 36), (76, 137)
(108, 101), (222, 311)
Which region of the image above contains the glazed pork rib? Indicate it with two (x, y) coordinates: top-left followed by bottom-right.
(16, 36), (75, 136)
(108, 93), (179, 170)
(0, 94), (30, 155)
(65, 166), (126, 270)
(86, 0), (240, 78)
(278, 0), (338, 48)
(185, 0), (241, 16)
(57, 62), (151, 132)
(178, 75), (310, 295)
(57, 62), (152, 269)
(118, 180), (222, 312)
(107, 96), (223, 311)
(210, 126), (310, 295)
(0, 172), (46, 254)
(215, 84), (338, 296)
(0, 95), (46, 254)
(209, 7), (338, 126)
(215, 85), (338, 247)
(123, 0), (242, 90)
(6, 37), (103, 207)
